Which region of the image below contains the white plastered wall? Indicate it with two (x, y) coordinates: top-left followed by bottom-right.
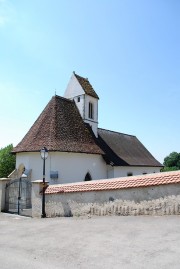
(64, 73), (84, 99)
(16, 152), (107, 184)
(64, 73), (85, 119)
(107, 165), (114, 178)
(114, 166), (161, 177)
(16, 152), (161, 184)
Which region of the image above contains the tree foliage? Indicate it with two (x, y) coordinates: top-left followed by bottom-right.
(0, 144), (16, 178)
(162, 152), (180, 172)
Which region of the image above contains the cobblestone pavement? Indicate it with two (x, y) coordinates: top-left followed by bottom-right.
(0, 213), (180, 269)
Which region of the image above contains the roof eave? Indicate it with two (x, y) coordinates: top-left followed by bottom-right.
(12, 149), (104, 155)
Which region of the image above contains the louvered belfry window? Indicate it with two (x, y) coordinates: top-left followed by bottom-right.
(88, 102), (94, 119)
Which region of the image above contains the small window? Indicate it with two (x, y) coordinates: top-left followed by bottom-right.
(89, 102), (94, 119)
(142, 172), (147, 175)
(84, 172), (92, 181)
(50, 171), (58, 179)
(127, 172), (133, 176)
(77, 97), (80, 102)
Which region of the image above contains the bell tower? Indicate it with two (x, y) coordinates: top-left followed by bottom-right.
(64, 72), (99, 137)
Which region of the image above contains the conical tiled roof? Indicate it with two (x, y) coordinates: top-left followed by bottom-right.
(13, 95), (103, 154)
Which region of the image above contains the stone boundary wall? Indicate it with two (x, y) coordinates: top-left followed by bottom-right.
(1, 171), (180, 218)
(38, 183), (180, 218)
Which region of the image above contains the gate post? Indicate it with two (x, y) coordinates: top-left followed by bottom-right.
(0, 178), (11, 212)
(31, 180), (49, 218)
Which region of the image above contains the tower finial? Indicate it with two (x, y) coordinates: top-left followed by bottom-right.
(55, 89), (56, 96)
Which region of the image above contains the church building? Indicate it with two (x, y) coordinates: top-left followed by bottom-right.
(12, 72), (163, 183)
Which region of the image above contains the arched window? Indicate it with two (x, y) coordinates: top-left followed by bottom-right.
(84, 172), (92, 181)
(88, 102), (94, 119)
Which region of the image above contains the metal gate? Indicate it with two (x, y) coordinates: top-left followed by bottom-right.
(5, 178), (32, 217)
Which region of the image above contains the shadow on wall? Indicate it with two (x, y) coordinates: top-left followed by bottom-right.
(62, 201), (73, 217)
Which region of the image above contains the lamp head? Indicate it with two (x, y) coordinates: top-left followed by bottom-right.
(40, 147), (48, 160)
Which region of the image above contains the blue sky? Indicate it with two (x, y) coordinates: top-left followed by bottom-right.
(0, 0), (179, 163)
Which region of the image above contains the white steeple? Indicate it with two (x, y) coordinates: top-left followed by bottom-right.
(64, 72), (99, 137)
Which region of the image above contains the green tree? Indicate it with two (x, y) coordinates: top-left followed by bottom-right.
(0, 144), (16, 178)
(162, 152), (180, 172)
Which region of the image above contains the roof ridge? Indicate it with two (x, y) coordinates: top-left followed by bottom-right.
(74, 73), (88, 81)
(98, 127), (136, 138)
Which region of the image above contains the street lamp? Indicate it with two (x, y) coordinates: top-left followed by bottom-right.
(40, 147), (48, 218)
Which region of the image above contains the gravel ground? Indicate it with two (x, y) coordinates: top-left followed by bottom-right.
(0, 213), (180, 269)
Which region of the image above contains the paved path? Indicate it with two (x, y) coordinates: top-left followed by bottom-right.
(0, 213), (180, 269)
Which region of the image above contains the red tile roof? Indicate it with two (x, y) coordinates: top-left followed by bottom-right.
(13, 95), (103, 154)
(74, 73), (99, 99)
(45, 170), (180, 194)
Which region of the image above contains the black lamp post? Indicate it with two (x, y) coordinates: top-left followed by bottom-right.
(40, 147), (48, 218)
